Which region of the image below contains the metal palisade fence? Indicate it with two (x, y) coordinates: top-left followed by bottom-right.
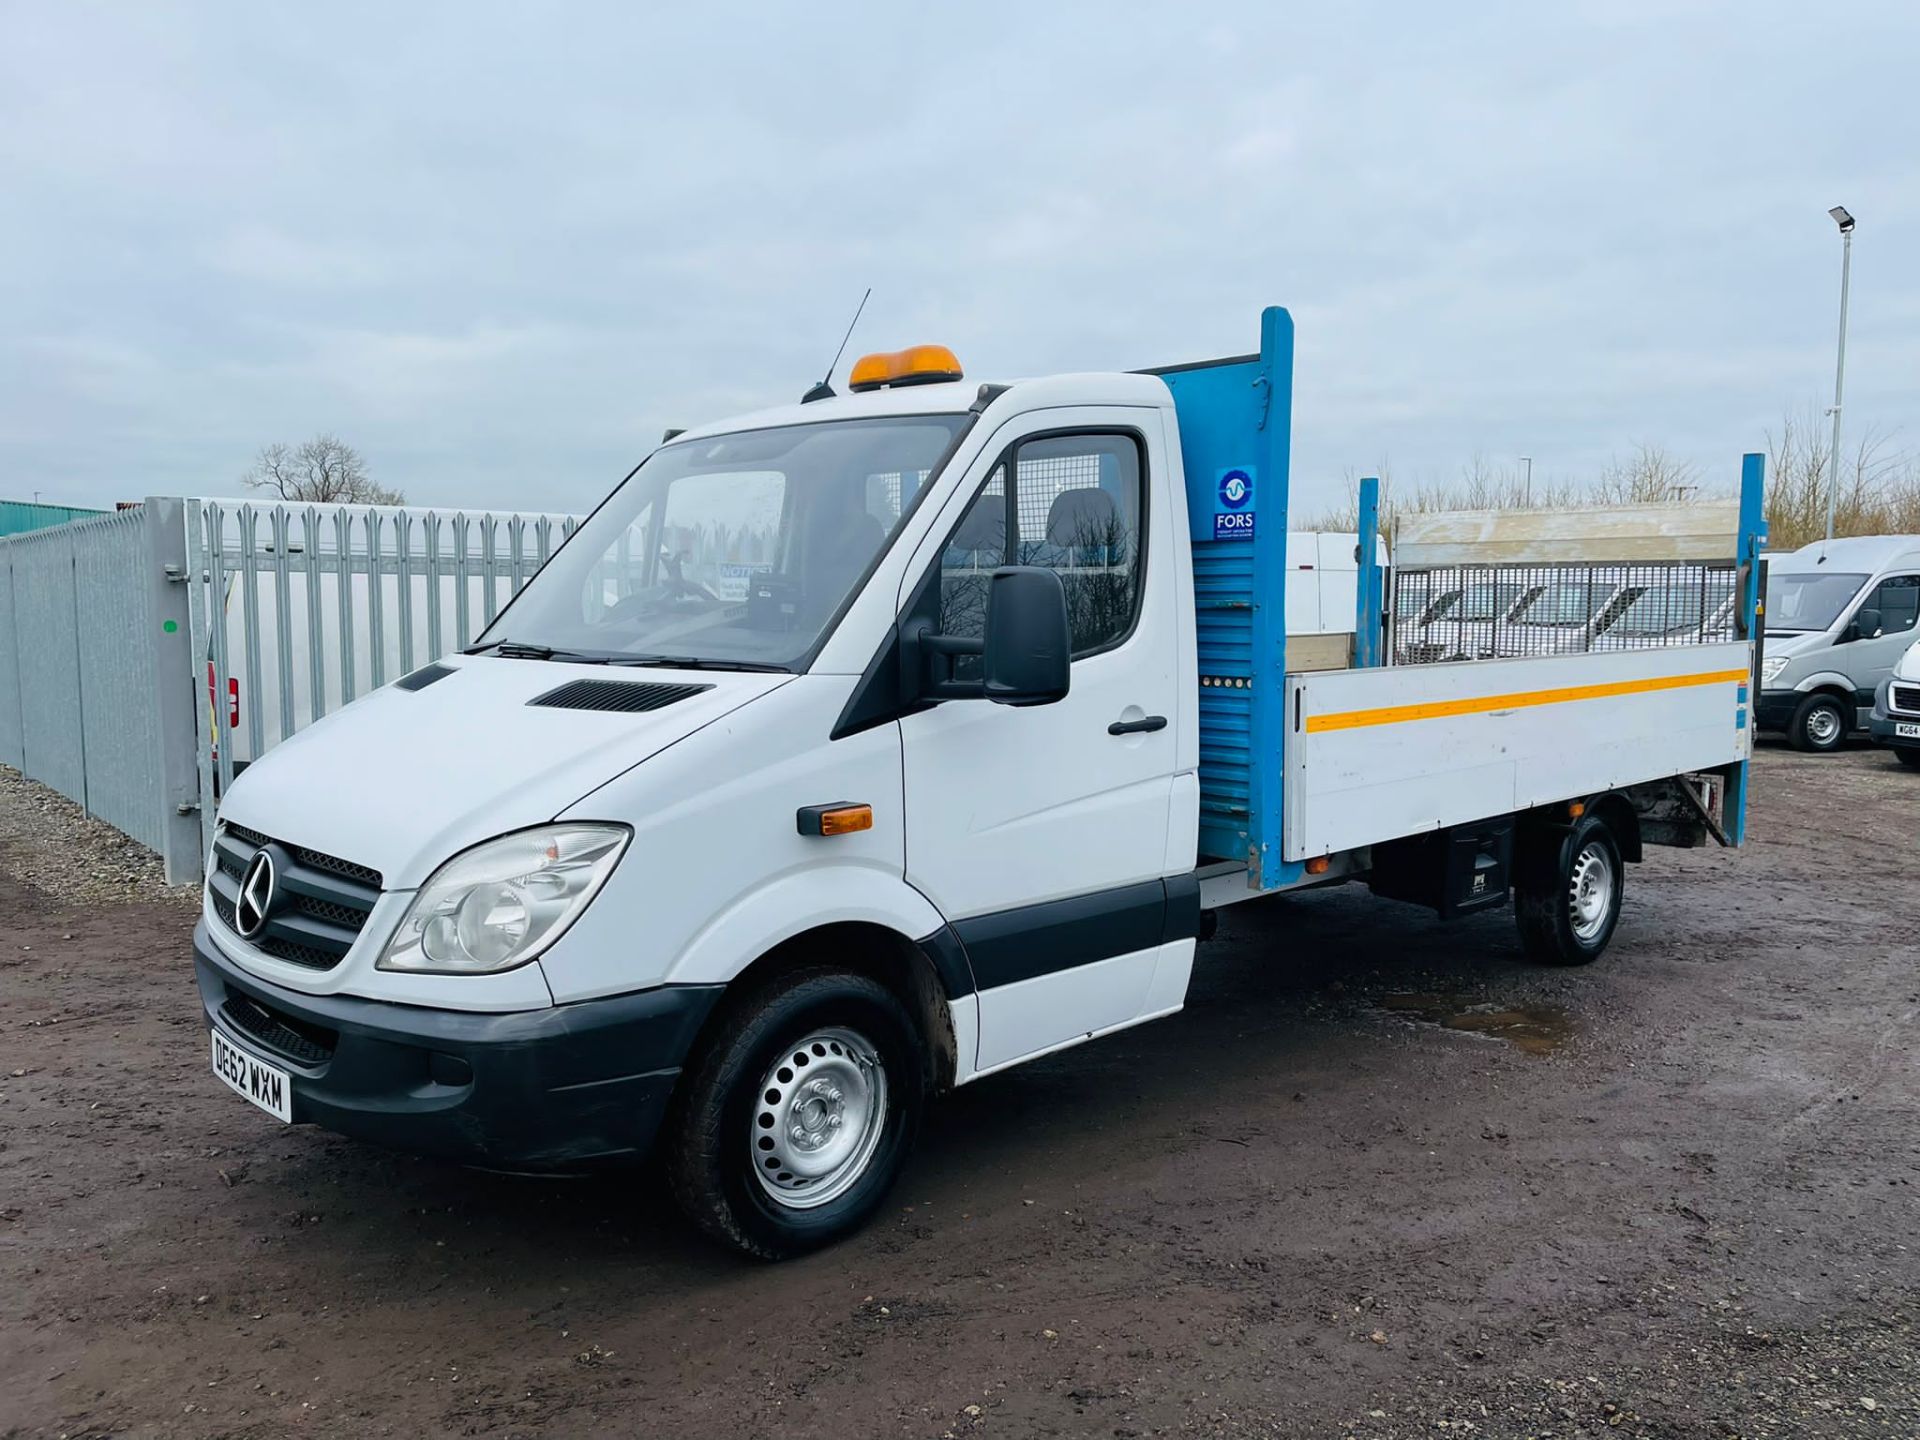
(0, 497), (578, 883)
(184, 499), (581, 861)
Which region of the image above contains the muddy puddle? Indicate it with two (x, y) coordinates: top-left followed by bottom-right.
(1377, 993), (1574, 1056)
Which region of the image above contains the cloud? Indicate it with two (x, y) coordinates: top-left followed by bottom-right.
(0, 2), (1916, 519)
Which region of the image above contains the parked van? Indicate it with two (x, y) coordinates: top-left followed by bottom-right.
(1756, 536), (1920, 752)
(1491, 571), (1648, 659)
(193, 308), (1761, 1257)
(1868, 637), (1920, 768)
(1589, 575), (1737, 652)
(1394, 576), (1543, 663)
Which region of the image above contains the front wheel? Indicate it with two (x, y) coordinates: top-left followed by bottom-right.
(664, 967), (926, 1260)
(1896, 747), (1920, 770)
(1789, 693), (1848, 753)
(1515, 815), (1623, 966)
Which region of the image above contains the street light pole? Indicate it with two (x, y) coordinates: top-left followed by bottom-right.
(1520, 456), (1533, 506)
(1824, 206), (1856, 541)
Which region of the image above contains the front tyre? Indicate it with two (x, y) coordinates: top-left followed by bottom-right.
(665, 967), (925, 1260)
(1515, 815), (1623, 966)
(1895, 747), (1920, 770)
(1789, 692), (1848, 753)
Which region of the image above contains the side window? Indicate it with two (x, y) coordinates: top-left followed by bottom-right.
(934, 436), (1146, 664)
(1016, 433), (1145, 656)
(1864, 575), (1920, 636)
(936, 464), (1006, 660)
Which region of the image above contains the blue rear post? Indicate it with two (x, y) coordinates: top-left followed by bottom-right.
(1726, 451), (1767, 846)
(1156, 305), (1301, 890)
(1353, 475), (1384, 668)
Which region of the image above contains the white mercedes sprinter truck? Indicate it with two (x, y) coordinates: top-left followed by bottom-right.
(197, 309), (1766, 1257)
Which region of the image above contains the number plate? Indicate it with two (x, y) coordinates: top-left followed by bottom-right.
(210, 1028), (293, 1124)
(1897, 722), (1920, 739)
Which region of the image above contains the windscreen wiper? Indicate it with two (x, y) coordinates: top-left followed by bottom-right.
(609, 654), (791, 674)
(465, 639), (610, 663)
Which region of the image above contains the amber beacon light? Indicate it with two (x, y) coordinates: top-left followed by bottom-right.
(848, 345), (964, 392)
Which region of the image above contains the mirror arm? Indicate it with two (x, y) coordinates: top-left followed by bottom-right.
(902, 620), (986, 701)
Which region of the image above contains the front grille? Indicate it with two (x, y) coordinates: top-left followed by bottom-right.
(224, 823), (383, 890)
(208, 824), (382, 971)
(220, 993), (336, 1067)
(1892, 684), (1920, 715)
(298, 895), (371, 929)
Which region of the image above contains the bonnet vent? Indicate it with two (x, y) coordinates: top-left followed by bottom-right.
(395, 663), (457, 692)
(528, 679), (713, 713)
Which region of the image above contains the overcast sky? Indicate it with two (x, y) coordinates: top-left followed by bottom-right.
(2, 3), (1916, 519)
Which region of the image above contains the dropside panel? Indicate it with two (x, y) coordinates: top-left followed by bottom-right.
(1283, 641), (1753, 859)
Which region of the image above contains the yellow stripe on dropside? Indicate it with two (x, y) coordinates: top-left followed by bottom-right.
(1304, 667), (1750, 734)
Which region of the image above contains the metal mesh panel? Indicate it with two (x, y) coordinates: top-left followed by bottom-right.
(1389, 560), (1740, 665)
(1014, 453), (1102, 549)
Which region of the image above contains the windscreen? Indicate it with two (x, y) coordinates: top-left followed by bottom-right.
(1458, 582), (1529, 622)
(1609, 581), (1733, 637)
(1765, 571), (1867, 634)
(1512, 583), (1604, 626)
(476, 415), (968, 669)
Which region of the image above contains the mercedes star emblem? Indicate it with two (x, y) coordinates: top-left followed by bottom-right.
(235, 848), (276, 938)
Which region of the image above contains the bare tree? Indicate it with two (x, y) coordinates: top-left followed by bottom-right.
(1590, 443), (1700, 505)
(242, 434), (404, 505)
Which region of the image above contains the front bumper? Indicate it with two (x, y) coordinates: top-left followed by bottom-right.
(194, 921), (722, 1171)
(1869, 714), (1920, 749)
(1754, 689), (1801, 731)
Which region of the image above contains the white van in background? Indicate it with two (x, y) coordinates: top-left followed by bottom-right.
(1756, 535), (1920, 752)
(1589, 575), (1737, 652)
(1868, 636), (1920, 769)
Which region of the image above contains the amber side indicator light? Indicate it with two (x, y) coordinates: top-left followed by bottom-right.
(797, 802), (873, 837)
(1305, 855), (1331, 875)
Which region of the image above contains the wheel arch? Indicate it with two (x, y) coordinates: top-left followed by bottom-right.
(1585, 792), (1643, 863)
(1795, 674), (1858, 705)
(682, 920), (966, 1096)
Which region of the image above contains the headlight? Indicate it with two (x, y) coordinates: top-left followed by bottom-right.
(378, 824), (629, 974)
(1761, 655), (1790, 686)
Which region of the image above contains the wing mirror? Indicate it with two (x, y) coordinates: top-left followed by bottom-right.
(982, 567), (1071, 706)
(914, 566), (1070, 707)
(1844, 607), (1882, 643)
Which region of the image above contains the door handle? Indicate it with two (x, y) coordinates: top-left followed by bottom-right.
(1108, 714), (1168, 736)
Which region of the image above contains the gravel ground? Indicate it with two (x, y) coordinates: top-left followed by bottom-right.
(0, 765), (197, 909)
(1, 742), (1916, 1439)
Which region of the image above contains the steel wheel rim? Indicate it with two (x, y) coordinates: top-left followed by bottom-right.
(1807, 706), (1841, 745)
(749, 1027), (888, 1210)
(1567, 841), (1614, 943)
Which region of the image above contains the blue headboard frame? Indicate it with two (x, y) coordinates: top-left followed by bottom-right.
(1156, 305), (1301, 890)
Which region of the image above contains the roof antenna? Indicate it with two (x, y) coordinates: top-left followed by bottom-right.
(801, 287), (870, 404)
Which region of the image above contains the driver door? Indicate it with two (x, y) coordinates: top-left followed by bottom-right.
(896, 410), (1187, 1075)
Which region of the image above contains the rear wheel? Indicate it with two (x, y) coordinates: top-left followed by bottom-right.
(1515, 815), (1623, 966)
(664, 966), (925, 1260)
(1789, 693), (1848, 753)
